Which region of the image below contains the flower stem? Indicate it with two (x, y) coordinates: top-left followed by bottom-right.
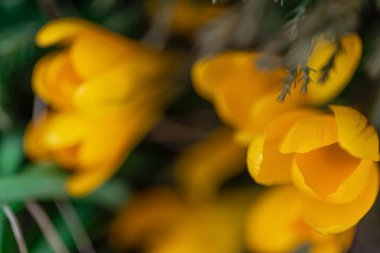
(2, 204), (28, 253)
(26, 201), (69, 253)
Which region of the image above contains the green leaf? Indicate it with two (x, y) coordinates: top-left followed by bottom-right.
(0, 126), (25, 176)
(80, 179), (130, 211)
(0, 173), (67, 203)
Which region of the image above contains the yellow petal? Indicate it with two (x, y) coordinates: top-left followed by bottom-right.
(109, 188), (187, 249)
(213, 83), (258, 131)
(32, 53), (55, 104)
(174, 127), (246, 201)
(281, 115), (338, 154)
(66, 160), (120, 196)
(23, 113), (51, 160)
(301, 164), (379, 235)
(33, 51), (81, 110)
(331, 105), (380, 161)
(310, 229), (355, 253)
(42, 113), (86, 150)
(245, 186), (308, 253)
(247, 134), (293, 185)
(36, 18), (96, 47)
(73, 58), (168, 113)
(192, 52), (262, 100)
(152, 188), (254, 253)
(69, 31), (142, 79)
(78, 109), (159, 169)
(292, 144), (373, 203)
(247, 109), (319, 185)
(192, 52), (286, 131)
(249, 90), (302, 134)
(305, 34), (362, 105)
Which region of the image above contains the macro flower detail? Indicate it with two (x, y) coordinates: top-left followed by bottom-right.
(192, 34), (362, 142)
(247, 105), (380, 234)
(25, 18), (175, 196)
(246, 186), (355, 253)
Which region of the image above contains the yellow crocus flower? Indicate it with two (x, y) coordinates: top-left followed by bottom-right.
(24, 99), (163, 196)
(25, 18), (176, 196)
(109, 188), (187, 250)
(33, 17), (176, 114)
(174, 127), (246, 201)
(246, 186), (355, 253)
(192, 34), (362, 142)
(109, 187), (255, 253)
(247, 105), (379, 234)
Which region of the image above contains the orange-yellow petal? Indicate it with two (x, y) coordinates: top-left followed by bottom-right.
(247, 109), (320, 185)
(305, 34), (362, 105)
(36, 17), (95, 47)
(247, 134), (293, 185)
(109, 188), (187, 249)
(32, 53), (55, 103)
(192, 52), (286, 131)
(33, 51), (81, 109)
(174, 127), (246, 201)
(150, 188), (253, 253)
(292, 144), (373, 203)
(72, 57), (168, 114)
(281, 115), (338, 154)
(42, 113), (86, 150)
(24, 113), (51, 160)
(301, 164), (379, 235)
(245, 186), (308, 253)
(310, 229), (355, 253)
(66, 160), (119, 196)
(331, 105), (380, 161)
(69, 31), (144, 79)
(249, 90), (301, 134)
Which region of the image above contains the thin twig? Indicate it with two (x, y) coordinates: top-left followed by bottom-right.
(277, 68), (298, 102)
(26, 201), (70, 253)
(142, 0), (173, 50)
(2, 204), (28, 253)
(318, 39), (345, 84)
(56, 201), (96, 253)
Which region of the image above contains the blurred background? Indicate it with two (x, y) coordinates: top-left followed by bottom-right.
(1, 0), (380, 252)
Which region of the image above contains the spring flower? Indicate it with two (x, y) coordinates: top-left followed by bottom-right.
(109, 187), (254, 253)
(109, 188), (187, 250)
(246, 186), (355, 253)
(25, 18), (176, 196)
(247, 105), (379, 234)
(174, 127), (246, 201)
(33, 17), (176, 114)
(192, 34), (362, 142)
(24, 99), (163, 196)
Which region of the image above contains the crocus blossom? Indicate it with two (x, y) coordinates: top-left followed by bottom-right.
(247, 105), (379, 234)
(25, 18), (176, 196)
(109, 187), (254, 253)
(192, 34), (362, 142)
(246, 186), (355, 253)
(174, 127), (246, 201)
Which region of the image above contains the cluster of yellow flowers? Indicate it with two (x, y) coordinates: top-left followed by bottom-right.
(190, 33), (379, 252)
(24, 18), (176, 196)
(24, 5), (380, 252)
